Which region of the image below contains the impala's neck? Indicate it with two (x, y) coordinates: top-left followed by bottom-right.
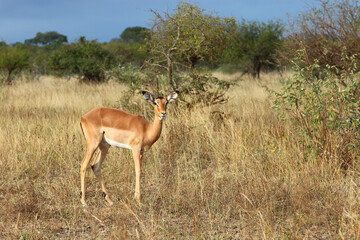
(146, 115), (163, 146)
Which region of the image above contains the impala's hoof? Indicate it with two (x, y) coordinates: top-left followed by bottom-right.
(103, 192), (114, 206)
(81, 201), (88, 208)
(134, 196), (142, 205)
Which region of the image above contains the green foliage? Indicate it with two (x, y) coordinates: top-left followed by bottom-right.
(110, 63), (167, 98)
(141, 1), (236, 107)
(119, 26), (149, 42)
(147, 1), (235, 90)
(108, 64), (150, 113)
(273, 48), (360, 166)
(12, 42), (27, 48)
(50, 37), (115, 82)
(178, 71), (234, 108)
(25, 31), (68, 46)
(0, 45), (29, 84)
(110, 64), (144, 87)
(24, 32), (68, 78)
(225, 19), (283, 78)
(103, 41), (148, 65)
(288, 0), (360, 74)
(150, 1), (235, 66)
(28, 46), (51, 76)
(111, 64), (235, 109)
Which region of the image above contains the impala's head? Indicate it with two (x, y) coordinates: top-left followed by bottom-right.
(142, 91), (179, 120)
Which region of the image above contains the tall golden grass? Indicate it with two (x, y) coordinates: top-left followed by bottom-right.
(0, 74), (359, 239)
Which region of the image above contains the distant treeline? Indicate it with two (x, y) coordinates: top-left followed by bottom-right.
(0, 0), (360, 85)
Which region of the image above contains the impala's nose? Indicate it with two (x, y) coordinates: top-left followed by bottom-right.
(159, 112), (166, 119)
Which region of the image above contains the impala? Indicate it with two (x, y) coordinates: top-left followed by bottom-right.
(79, 91), (178, 207)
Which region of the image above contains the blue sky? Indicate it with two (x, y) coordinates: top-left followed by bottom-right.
(0, 0), (314, 44)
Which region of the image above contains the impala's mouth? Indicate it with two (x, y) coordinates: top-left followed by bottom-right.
(159, 113), (166, 120)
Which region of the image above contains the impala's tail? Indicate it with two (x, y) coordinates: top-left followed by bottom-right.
(80, 122), (85, 138)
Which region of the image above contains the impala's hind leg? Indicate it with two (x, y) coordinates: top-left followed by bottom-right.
(80, 145), (97, 207)
(91, 143), (114, 206)
(80, 121), (102, 208)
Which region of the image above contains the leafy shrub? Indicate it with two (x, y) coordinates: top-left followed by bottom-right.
(224, 19), (283, 78)
(49, 37), (115, 82)
(109, 64), (145, 88)
(0, 45), (29, 84)
(178, 71), (234, 108)
(110, 65), (234, 110)
(287, 0), (360, 75)
(107, 64), (149, 113)
(273, 48), (360, 168)
(103, 41), (148, 66)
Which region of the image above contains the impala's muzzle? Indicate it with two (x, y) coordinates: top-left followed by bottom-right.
(159, 112), (167, 120)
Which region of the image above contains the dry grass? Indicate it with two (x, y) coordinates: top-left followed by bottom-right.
(1, 74), (359, 239)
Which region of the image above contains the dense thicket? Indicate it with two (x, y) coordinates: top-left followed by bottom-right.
(273, 0), (360, 168)
(287, 0), (360, 76)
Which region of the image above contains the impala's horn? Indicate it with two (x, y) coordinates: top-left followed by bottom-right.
(142, 91), (156, 105)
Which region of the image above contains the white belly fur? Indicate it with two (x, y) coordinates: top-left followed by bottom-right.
(103, 134), (132, 150)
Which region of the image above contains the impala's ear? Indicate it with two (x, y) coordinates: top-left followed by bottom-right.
(142, 91), (156, 105)
(166, 91), (179, 105)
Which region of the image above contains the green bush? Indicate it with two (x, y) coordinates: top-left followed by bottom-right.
(178, 71), (234, 108)
(273, 48), (360, 168)
(110, 64), (144, 87)
(224, 19), (283, 78)
(103, 41), (147, 66)
(287, 0), (360, 75)
(110, 64), (235, 109)
(49, 37), (115, 82)
(0, 45), (29, 84)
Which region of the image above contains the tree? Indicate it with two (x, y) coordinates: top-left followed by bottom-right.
(288, 0), (360, 77)
(25, 31), (68, 46)
(227, 20), (283, 79)
(0, 45), (29, 84)
(103, 41), (148, 65)
(49, 37), (115, 82)
(119, 26), (149, 42)
(147, 2), (235, 90)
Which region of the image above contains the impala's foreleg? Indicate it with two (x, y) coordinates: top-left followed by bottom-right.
(132, 148), (143, 203)
(91, 143), (114, 206)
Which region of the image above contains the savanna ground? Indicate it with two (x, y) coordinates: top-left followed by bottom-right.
(0, 73), (359, 239)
